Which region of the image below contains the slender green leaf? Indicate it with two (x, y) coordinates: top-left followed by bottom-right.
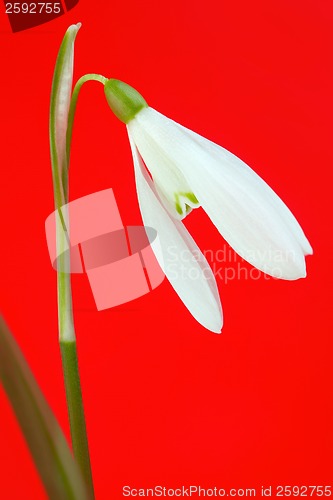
(0, 316), (91, 500)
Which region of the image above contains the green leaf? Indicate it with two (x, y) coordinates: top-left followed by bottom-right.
(0, 316), (92, 500)
(50, 23), (81, 207)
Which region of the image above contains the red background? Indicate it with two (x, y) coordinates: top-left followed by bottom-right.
(0, 1), (332, 498)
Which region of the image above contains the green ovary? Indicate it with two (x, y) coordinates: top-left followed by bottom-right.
(104, 79), (148, 124)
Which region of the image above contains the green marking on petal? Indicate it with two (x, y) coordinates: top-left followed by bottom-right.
(174, 192), (199, 216)
(186, 192), (199, 204)
(175, 199), (183, 215)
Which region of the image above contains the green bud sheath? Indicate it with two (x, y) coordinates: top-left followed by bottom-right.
(104, 79), (148, 124)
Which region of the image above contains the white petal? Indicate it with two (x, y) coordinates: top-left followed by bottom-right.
(127, 130), (223, 333)
(128, 116), (199, 219)
(130, 107), (312, 280)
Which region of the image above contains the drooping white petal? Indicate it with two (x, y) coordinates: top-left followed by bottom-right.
(129, 107), (312, 280)
(128, 116), (200, 219)
(127, 130), (223, 333)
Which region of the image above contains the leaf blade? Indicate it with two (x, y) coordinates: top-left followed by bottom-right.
(0, 316), (91, 500)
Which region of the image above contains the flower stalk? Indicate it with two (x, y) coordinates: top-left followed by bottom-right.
(49, 25), (106, 498)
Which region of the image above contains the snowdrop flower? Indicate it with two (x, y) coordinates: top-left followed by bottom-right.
(104, 79), (312, 332)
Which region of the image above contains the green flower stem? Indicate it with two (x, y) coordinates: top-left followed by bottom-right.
(55, 167), (94, 497)
(50, 24), (108, 497)
(50, 49), (107, 499)
(55, 73), (107, 498)
(60, 341), (94, 499)
(57, 261), (93, 497)
(66, 74), (107, 162)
